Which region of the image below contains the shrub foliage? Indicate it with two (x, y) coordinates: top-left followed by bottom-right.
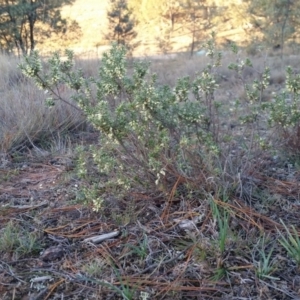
(19, 37), (300, 210)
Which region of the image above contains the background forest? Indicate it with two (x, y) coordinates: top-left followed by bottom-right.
(1, 0), (300, 57)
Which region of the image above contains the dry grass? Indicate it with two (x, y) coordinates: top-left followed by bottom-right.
(1, 49), (300, 299)
(0, 54), (87, 156)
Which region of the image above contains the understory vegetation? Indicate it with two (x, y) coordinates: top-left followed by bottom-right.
(1, 37), (300, 299)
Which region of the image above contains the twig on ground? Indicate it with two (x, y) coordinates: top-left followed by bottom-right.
(83, 230), (121, 244)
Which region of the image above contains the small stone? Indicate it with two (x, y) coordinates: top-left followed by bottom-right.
(40, 245), (64, 261)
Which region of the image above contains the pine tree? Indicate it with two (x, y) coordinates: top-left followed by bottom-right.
(180, 0), (218, 56)
(106, 0), (137, 51)
(247, 0), (300, 56)
(0, 0), (76, 55)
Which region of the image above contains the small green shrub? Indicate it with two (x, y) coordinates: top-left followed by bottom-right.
(20, 39), (231, 210)
(19, 37), (300, 211)
(265, 66), (300, 158)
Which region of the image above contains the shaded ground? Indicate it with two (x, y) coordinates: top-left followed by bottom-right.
(1, 142), (300, 300)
